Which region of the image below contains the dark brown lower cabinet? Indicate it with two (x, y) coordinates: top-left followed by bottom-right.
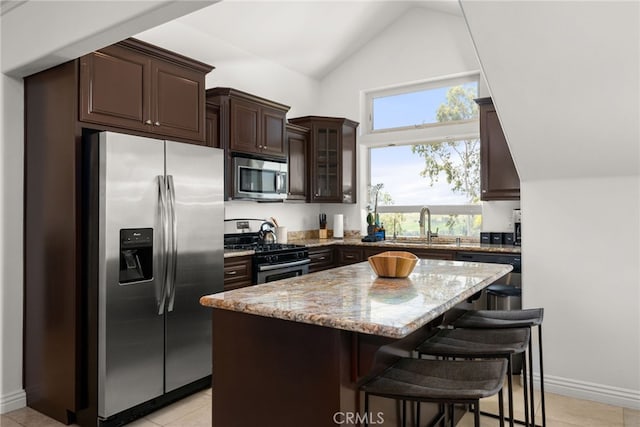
(308, 247), (336, 273)
(210, 308), (444, 427)
(411, 249), (455, 260)
(223, 256), (253, 290)
(336, 246), (364, 266)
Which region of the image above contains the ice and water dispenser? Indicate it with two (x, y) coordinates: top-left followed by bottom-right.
(119, 228), (153, 284)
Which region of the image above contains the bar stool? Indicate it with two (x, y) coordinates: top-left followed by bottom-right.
(452, 308), (545, 427)
(360, 358), (508, 427)
(416, 327), (531, 427)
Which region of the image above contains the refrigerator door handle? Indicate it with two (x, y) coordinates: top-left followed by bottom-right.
(157, 175), (169, 315)
(166, 175), (178, 312)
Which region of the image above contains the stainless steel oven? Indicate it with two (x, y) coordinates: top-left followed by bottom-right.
(233, 156), (287, 201)
(224, 225), (310, 285)
(255, 259), (310, 284)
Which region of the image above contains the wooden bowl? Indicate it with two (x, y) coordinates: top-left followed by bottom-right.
(368, 251), (418, 278)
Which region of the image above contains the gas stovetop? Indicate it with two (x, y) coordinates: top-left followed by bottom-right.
(225, 242), (305, 253)
(224, 232), (306, 255)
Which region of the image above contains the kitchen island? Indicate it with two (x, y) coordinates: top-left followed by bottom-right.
(200, 259), (512, 427)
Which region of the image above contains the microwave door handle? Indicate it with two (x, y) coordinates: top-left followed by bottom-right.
(274, 172), (280, 193)
(276, 172), (286, 194)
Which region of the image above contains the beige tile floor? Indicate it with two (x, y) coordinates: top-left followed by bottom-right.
(1, 385), (638, 426)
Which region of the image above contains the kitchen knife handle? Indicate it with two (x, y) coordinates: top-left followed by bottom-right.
(157, 176), (168, 315)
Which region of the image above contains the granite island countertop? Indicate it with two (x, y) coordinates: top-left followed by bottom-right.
(201, 259), (512, 339)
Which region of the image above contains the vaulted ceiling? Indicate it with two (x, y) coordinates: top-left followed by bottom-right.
(135, 0), (462, 80)
(461, 0), (639, 180)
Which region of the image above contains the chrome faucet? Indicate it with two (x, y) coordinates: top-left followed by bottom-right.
(419, 206), (438, 243)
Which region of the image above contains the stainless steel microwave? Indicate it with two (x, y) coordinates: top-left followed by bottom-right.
(233, 156), (288, 201)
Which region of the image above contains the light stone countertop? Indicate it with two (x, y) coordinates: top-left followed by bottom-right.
(223, 237), (520, 258)
(293, 237), (521, 253)
(223, 249), (254, 258)
(201, 259), (512, 339)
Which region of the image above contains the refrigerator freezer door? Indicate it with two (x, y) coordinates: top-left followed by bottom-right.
(164, 141), (224, 392)
(97, 132), (166, 418)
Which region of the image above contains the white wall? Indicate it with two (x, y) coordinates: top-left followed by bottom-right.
(0, 74), (25, 413)
(318, 7), (479, 123)
(461, 0), (640, 408)
(523, 176), (640, 407)
(225, 201), (320, 232)
(482, 201), (520, 232)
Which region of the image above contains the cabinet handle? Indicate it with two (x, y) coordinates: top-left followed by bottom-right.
(145, 119), (152, 125)
(345, 255), (355, 259)
(482, 189), (487, 193)
(317, 256), (326, 260)
(225, 271), (237, 275)
(154, 121), (160, 126)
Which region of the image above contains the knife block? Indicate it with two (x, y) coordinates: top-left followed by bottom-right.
(318, 229), (328, 239)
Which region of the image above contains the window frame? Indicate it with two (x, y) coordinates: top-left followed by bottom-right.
(364, 72), (481, 135)
(363, 73), (483, 237)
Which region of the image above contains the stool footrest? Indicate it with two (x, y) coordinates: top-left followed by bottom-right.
(480, 409), (541, 427)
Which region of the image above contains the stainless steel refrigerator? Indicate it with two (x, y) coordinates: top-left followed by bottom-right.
(86, 131), (223, 423)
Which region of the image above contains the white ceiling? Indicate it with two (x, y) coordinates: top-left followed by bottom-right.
(136, 0), (462, 79)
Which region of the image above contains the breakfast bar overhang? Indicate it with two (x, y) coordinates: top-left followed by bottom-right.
(200, 259), (512, 427)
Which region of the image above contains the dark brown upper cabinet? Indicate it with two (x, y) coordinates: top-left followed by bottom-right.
(285, 123), (309, 201)
(205, 100), (221, 148)
(476, 97), (520, 200)
(80, 38), (213, 144)
(288, 116), (358, 204)
(207, 87), (290, 159)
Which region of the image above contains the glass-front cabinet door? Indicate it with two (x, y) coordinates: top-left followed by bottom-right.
(312, 126), (340, 202)
(288, 116), (359, 204)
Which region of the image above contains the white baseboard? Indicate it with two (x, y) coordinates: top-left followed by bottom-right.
(0, 389), (26, 414)
(532, 373), (640, 410)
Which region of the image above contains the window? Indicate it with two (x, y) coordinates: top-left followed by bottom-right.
(370, 142), (481, 237)
(368, 74), (479, 133)
(365, 74), (481, 238)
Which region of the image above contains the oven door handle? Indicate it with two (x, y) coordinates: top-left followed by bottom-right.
(257, 258), (311, 272)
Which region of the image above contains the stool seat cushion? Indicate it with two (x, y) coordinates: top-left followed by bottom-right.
(361, 358), (508, 401)
(453, 308), (544, 329)
(417, 327), (530, 357)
